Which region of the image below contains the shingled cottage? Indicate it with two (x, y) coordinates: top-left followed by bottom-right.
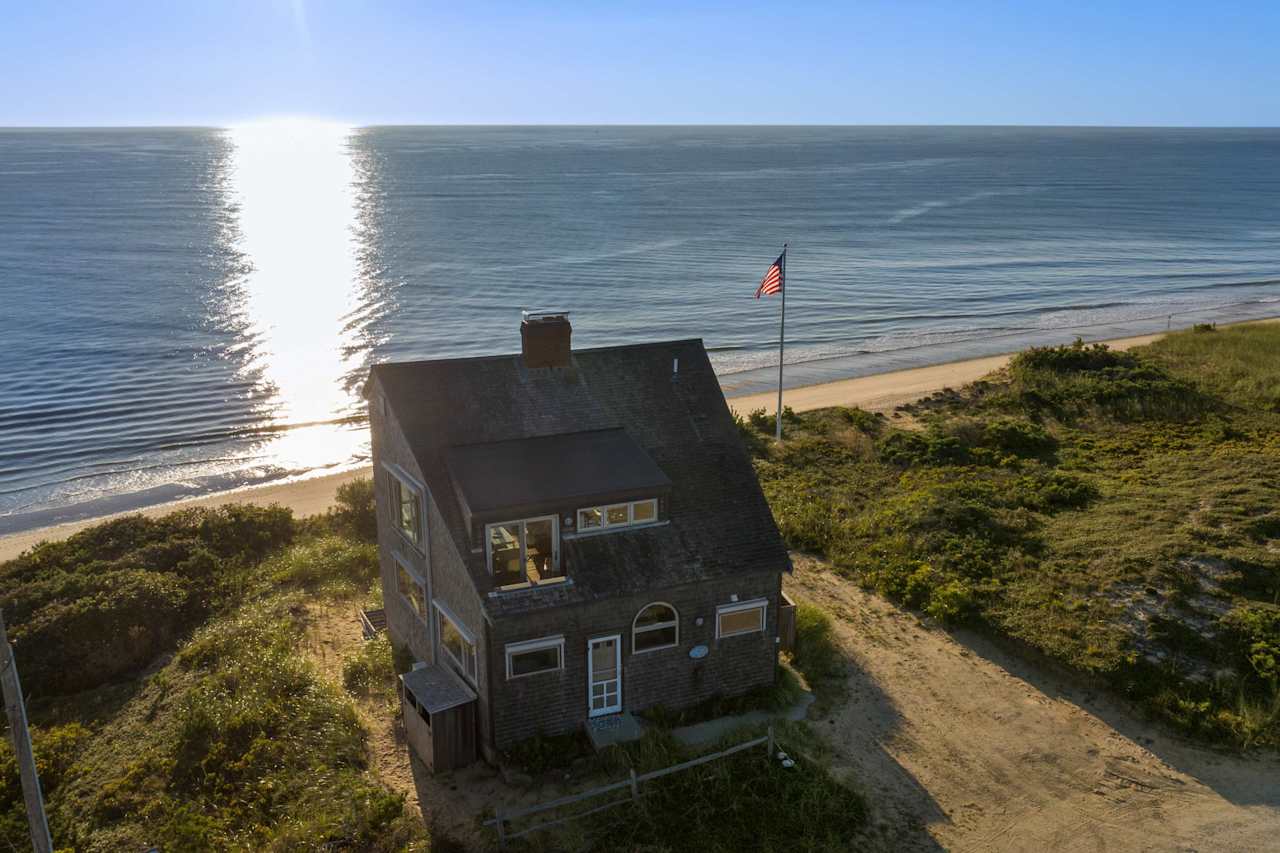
(365, 312), (792, 769)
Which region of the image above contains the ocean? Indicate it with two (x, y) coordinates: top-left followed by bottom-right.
(2, 125), (1278, 532)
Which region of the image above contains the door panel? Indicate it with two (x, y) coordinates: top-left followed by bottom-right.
(588, 635), (622, 717)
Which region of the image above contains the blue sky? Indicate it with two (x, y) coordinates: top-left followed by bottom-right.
(4, 1), (1279, 126)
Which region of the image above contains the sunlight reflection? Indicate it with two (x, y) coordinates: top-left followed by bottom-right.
(227, 119), (367, 472)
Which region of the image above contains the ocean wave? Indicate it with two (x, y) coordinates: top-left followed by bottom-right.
(886, 187), (1041, 225)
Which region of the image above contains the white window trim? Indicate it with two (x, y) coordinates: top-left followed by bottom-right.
(575, 498), (660, 534)
(505, 635), (566, 679)
(632, 602), (680, 654)
(433, 600), (477, 683)
(484, 515), (562, 588)
(383, 462), (427, 553)
(716, 599), (768, 639)
(393, 552), (428, 626)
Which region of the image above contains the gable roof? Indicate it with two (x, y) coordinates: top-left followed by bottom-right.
(369, 339), (788, 619)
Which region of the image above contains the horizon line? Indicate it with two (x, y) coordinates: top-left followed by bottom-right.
(4, 121), (1280, 131)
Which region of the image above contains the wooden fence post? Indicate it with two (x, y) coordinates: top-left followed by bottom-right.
(628, 768), (639, 801)
(766, 724), (775, 761)
(0, 607), (53, 853)
(495, 814), (507, 849)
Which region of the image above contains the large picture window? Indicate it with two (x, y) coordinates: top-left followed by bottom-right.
(505, 636), (565, 679)
(434, 602), (477, 683)
(387, 467), (423, 548)
(632, 602), (679, 653)
(486, 516), (562, 588)
(716, 600), (766, 639)
(395, 555), (427, 623)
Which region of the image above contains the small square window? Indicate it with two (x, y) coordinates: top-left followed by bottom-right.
(606, 504), (629, 525)
(578, 508), (603, 530)
(632, 500), (657, 523)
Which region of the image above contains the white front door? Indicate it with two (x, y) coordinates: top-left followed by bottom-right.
(587, 635), (622, 717)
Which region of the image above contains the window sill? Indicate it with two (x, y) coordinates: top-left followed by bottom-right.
(488, 577), (573, 597)
(632, 642), (678, 655)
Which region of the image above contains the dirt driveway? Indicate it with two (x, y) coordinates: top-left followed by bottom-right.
(787, 556), (1280, 853)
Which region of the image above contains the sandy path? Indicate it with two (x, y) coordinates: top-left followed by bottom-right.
(787, 556), (1280, 853)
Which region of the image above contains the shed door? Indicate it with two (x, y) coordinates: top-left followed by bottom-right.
(588, 635), (622, 717)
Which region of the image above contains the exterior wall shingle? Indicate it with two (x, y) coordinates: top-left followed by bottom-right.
(487, 571), (780, 749)
(370, 379), (494, 752)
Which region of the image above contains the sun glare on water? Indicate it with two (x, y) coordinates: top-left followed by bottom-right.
(225, 118), (367, 473)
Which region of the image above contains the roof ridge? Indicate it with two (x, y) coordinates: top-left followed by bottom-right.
(369, 337), (705, 372)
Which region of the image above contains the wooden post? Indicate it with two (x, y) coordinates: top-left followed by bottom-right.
(0, 607), (53, 853)
(495, 813), (507, 849)
(766, 724), (775, 761)
(628, 767), (639, 801)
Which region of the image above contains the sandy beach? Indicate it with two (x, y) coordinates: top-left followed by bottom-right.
(3, 318), (1275, 563)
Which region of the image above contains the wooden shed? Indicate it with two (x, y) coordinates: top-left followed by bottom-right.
(400, 663), (478, 773)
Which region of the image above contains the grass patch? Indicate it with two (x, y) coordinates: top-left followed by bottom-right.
(342, 633), (398, 698)
(0, 503), (429, 851)
(746, 323), (1280, 747)
(512, 723), (866, 852)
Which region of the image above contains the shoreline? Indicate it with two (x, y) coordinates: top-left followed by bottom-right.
(2, 315), (1276, 563)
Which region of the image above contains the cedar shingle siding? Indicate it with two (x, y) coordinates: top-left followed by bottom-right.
(367, 338), (788, 757)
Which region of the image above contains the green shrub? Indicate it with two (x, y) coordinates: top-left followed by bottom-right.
(878, 430), (967, 466)
(342, 635), (396, 696)
(1006, 339), (1208, 422)
(0, 504), (298, 696)
(1, 723), (92, 842)
(791, 603), (844, 684)
(1221, 603), (1280, 685)
(266, 536), (378, 591)
(924, 578), (976, 622)
(839, 406), (883, 434)
(329, 477), (378, 542)
(11, 569), (190, 693)
(982, 416), (1056, 457)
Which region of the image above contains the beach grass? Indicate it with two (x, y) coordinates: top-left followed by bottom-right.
(0, 495), (435, 851)
(748, 323), (1280, 747)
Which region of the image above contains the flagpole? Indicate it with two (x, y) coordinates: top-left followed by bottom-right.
(775, 243), (787, 441)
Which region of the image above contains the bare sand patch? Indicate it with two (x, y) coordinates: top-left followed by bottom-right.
(787, 555), (1280, 852)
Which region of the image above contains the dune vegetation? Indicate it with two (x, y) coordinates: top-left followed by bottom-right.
(745, 322), (1280, 748)
(0, 481), (436, 851)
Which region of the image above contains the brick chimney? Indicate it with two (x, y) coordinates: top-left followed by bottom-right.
(520, 311), (572, 368)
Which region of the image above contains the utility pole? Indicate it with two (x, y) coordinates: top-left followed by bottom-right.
(0, 607), (53, 853)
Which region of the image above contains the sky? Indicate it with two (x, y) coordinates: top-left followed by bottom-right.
(3, 1), (1279, 126)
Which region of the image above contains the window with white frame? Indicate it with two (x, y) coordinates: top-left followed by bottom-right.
(486, 516), (562, 588)
(632, 602), (679, 652)
(505, 635), (565, 679)
(716, 599), (766, 638)
(577, 498), (658, 532)
(387, 467), (423, 548)
(394, 555), (428, 623)
(434, 602), (477, 683)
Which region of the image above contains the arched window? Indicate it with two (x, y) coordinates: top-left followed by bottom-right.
(632, 602), (679, 653)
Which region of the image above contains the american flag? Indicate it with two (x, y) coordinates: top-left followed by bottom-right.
(755, 252), (784, 298)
